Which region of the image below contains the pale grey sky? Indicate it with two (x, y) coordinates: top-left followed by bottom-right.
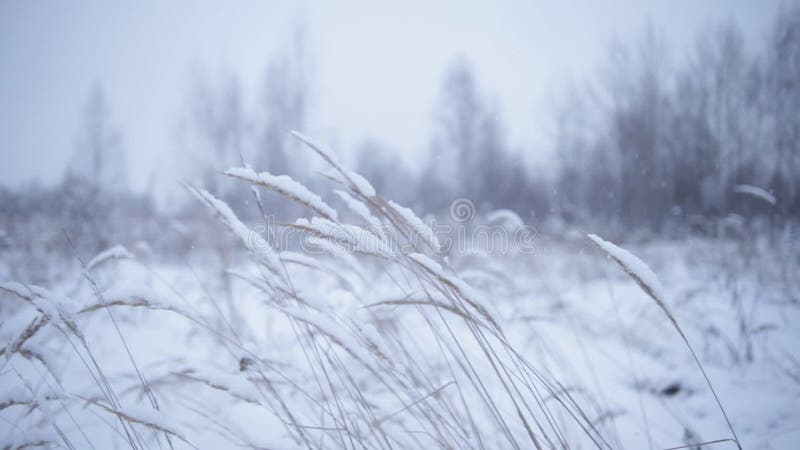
(0, 0), (784, 193)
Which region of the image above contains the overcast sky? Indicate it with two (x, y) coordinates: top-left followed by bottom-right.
(0, 0), (784, 194)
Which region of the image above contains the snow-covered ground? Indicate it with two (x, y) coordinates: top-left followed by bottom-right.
(2, 227), (798, 449)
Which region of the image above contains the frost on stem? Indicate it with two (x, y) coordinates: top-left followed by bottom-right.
(290, 130), (376, 198)
(386, 201), (441, 253)
(86, 244), (134, 271)
(225, 166), (339, 221)
(189, 186), (282, 273)
(335, 190), (381, 228)
(587, 234), (667, 306)
(408, 253), (499, 331)
(293, 217), (392, 258)
(486, 209), (524, 229)
(587, 233), (742, 450)
(733, 184), (777, 206)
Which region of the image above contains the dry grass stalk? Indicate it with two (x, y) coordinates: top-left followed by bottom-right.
(588, 233), (742, 450)
(3, 131), (627, 449)
(224, 167), (338, 222)
(81, 397), (195, 448)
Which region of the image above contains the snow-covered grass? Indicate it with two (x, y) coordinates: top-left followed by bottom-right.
(588, 234), (741, 449)
(733, 184), (777, 207)
(2, 134), (799, 449)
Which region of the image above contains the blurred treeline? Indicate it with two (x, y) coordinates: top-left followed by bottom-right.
(1, 6), (799, 278)
(552, 9), (800, 229)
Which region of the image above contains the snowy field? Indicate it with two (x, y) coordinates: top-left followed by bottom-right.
(2, 154), (798, 449)
(4, 2), (800, 448)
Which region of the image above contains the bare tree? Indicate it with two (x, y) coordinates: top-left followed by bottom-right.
(764, 4), (800, 215)
(67, 83), (128, 194)
(421, 59), (531, 214)
(256, 26), (310, 180)
(676, 22), (759, 214)
(62, 83), (128, 253)
(183, 71), (247, 201)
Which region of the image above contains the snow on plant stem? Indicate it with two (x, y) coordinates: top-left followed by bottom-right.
(335, 190), (382, 228)
(407, 252), (499, 331)
(225, 166), (339, 221)
(85, 398), (194, 447)
(733, 184), (777, 206)
(86, 245), (133, 271)
(486, 209), (524, 229)
(343, 169), (376, 198)
(386, 201), (441, 252)
(289, 131), (345, 174)
(290, 131), (376, 198)
(587, 233), (742, 450)
(189, 187), (282, 273)
(587, 234), (667, 308)
(294, 217), (392, 257)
